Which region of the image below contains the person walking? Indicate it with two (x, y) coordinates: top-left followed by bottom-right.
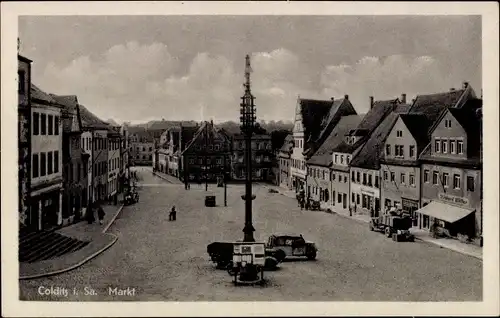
(97, 206), (106, 225)
(169, 206), (177, 221)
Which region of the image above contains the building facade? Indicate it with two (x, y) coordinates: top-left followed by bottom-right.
(81, 130), (93, 205)
(107, 130), (121, 201)
(181, 121), (231, 183)
(52, 94), (89, 225)
(92, 129), (109, 202)
(417, 102), (482, 245)
(278, 135), (293, 189)
(30, 84), (64, 230)
(231, 134), (273, 181)
(18, 54), (32, 228)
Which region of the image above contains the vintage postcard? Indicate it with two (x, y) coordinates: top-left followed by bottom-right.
(2, 1), (499, 317)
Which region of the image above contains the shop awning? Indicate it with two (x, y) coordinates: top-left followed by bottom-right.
(416, 201), (474, 223)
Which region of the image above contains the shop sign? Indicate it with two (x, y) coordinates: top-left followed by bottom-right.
(438, 193), (469, 206)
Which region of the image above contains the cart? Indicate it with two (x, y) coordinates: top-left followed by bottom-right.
(229, 242), (266, 285)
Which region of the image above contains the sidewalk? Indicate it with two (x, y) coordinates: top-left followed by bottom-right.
(153, 170), (184, 185)
(19, 193), (125, 280)
(258, 182), (482, 260)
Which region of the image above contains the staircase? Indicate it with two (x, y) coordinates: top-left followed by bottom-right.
(18, 226), (90, 263)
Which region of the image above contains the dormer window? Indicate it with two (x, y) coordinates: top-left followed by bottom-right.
(444, 119), (452, 128)
(396, 130), (403, 137)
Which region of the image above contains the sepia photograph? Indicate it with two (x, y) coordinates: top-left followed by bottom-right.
(2, 1), (499, 317)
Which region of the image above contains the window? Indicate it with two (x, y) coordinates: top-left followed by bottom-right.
(351, 171), (355, 181)
(32, 112), (40, 135)
(356, 194), (360, 205)
(409, 145), (415, 158)
(396, 130), (403, 137)
(332, 191), (336, 205)
(450, 140), (455, 154)
(335, 154), (338, 163)
(435, 139), (440, 152)
(41, 114), (47, 135)
(340, 155), (344, 164)
(424, 170), (429, 183)
(395, 145), (404, 157)
(453, 174), (461, 189)
(347, 156), (350, 164)
(344, 176), (347, 183)
(375, 176), (379, 188)
(368, 174), (372, 186)
(338, 193), (342, 204)
(18, 70), (25, 93)
(409, 174), (415, 187)
(386, 144), (391, 156)
(442, 173), (449, 187)
(332, 173), (336, 181)
(40, 153), (46, 176)
(217, 158), (222, 165)
(48, 115), (53, 135)
(189, 158), (194, 164)
(149, 147), (153, 151)
(356, 171), (360, 183)
(442, 140), (448, 153)
(32, 154), (39, 178)
(457, 141), (464, 154)
(383, 170), (388, 180)
(390, 172), (395, 182)
(467, 176), (475, 192)
(352, 193), (355, 202)
(400, 173), (405, 184)
(47, 152), (53, 174)
(362, 173), (367, 185)
(445, 119), (452, 128)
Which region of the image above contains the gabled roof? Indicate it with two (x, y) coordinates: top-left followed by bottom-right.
(332, 99), (408, 156)
(298, 98), (334, 149)
(78, 104), (110, 130)
(350, 111), (401, 170)
(31, 84), (57, 105)
(18, 54), (32, 63)
(50, 94), (81, 132)
(408, 88), (468, 133)
(307, 115), (362, 167)
(398, 113), (431, 150)
(307, 97), (358, 157)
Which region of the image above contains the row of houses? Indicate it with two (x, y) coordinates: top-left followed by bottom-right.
(153, 121), (275, 183)
(18, 54), (129, 232)
(278, 84), (483, 245)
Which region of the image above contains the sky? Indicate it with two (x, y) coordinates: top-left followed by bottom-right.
(18, 15), (481, 124)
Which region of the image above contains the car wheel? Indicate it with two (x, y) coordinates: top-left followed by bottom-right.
(307, 250), (317, 260)
(275, 249), (286, 263)
(385, 227), (392, 238)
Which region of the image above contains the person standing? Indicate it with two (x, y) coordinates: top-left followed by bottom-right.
(97, 206), (105, 225)
(169, 206), (177, 221)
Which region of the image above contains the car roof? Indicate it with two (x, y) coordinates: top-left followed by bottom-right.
(271, 234), (303, 238)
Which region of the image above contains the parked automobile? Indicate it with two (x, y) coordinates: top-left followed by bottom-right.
(265, 234), (317, 260)
(369, 208), (415, 242)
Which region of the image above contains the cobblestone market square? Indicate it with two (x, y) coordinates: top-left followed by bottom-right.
(19, 168), (482, 301)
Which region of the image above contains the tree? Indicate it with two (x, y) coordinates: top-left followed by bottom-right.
(270, 129), (291, 152)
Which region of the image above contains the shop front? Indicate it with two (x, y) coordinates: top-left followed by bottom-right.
(415, 200), (475, 238)
(30, 186), (62, 231)
(401, 197), (419, 226)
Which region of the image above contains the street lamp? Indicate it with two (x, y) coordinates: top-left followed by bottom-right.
(239, 54), (256, 243)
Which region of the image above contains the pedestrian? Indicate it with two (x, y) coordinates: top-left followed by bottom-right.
(169, 206), (177, 221)
(97, 206), (105, 225)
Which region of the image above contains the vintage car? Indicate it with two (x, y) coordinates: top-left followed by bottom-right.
(207, 242), (286, 271)
(124, 191), (139, 206)
(265, 234), (317, 260)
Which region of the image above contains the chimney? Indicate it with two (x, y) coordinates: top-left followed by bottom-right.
(401, 93), (406, 104)
(370, 96), (374, 110)
(463, 81), (469, 89)
(344, 94), (349, 100)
